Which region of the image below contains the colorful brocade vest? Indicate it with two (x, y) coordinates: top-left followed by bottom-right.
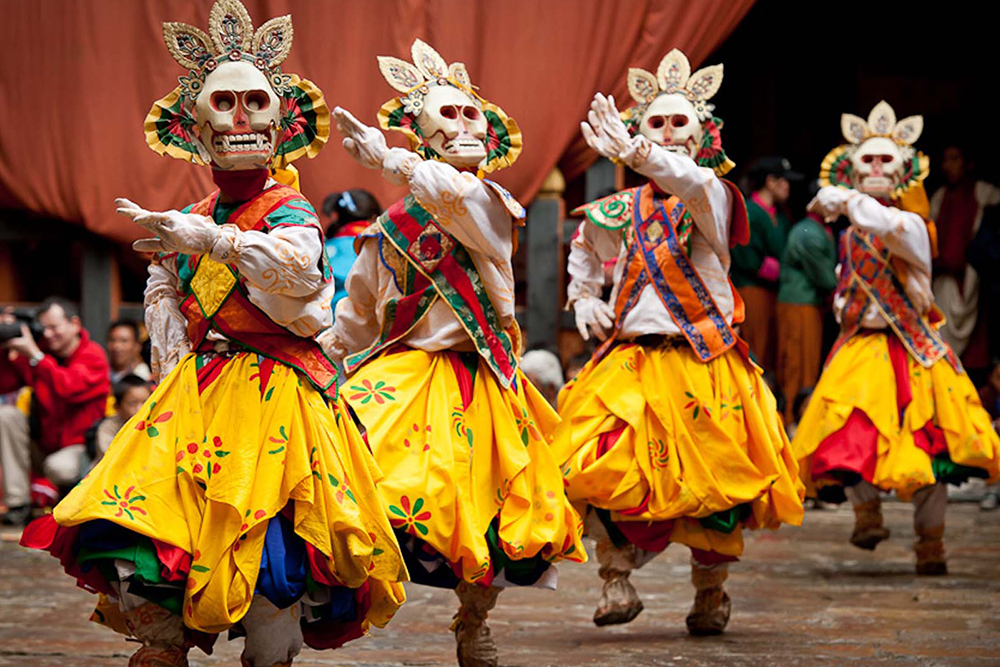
(831, 228), (959, 370)
(574, 181), (750, 364)
(343, 194), (521, 388)
(165, 184), (340, 400)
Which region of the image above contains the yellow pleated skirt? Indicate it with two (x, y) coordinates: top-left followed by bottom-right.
(792, 332), (1000, 501)
(552, 342), (804, 557)
(346, 347), (586, 585)
(53, 352), (407, 634)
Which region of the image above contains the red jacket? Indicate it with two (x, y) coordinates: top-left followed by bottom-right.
(0, 329), (110, 453)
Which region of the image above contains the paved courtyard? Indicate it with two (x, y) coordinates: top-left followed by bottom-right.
(1, 502), (997, 666)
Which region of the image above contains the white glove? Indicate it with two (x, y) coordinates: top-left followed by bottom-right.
(382, 147), (423, 186)
(574, 296), (615, 341)
(333, 106), (387, 170)
(580, 93), (631, 161)
(808, 186), (856, 222)
(117, 198), (220, 255)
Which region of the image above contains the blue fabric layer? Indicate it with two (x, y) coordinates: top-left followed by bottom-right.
(256, 514), (308, 609)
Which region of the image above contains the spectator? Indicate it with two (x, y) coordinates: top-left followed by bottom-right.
(520, 349), (565, 407)
(731, 156), (802, 370)
(968, 201), (1000, 366)
(106, 319), (151, 383)
(88, 374), (152, 466)
(323, 189), (382, 316)
(776, 181), (837, 423)
(930, 144), (1000, 381)
(0, 298), (110, 525)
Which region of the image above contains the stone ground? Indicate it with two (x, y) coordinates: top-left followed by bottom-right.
(1, 502), (997, 667)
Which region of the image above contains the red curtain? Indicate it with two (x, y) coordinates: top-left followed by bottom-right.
(0, 0), (753, 244)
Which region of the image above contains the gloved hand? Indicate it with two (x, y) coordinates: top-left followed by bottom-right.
(117, 198), (220, 255)
(808, 185), (856, 222)
(580, 93), (631, 161)
(574, 296), (616, 341)
(333, 106), (388, 170)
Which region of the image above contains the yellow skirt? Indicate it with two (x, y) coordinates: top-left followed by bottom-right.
(792, 332), (1000, 501)
(346, 347), (586, 586)
(52, 352), (407, 634)
(552, 342), (804, 558)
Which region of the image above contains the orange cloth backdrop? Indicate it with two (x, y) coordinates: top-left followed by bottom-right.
(0, 0), (753, 244)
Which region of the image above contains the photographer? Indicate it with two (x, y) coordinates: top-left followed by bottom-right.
(0, 297), (110, 525)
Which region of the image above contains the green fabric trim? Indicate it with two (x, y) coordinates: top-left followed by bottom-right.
(78, 538), (162, 585)
(932, 453), (990, 485)
(698, 504), (750, 534)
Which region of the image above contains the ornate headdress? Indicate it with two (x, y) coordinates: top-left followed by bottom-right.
(820, 100), (928, 199)
(376, 39), (521, 173)
(620, 48), (733, 176)
(143, 0), (329, 168)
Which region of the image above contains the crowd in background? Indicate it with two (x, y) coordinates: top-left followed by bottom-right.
(3, 143), (1000, 525)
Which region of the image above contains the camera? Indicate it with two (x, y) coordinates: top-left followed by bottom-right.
(0, 311), (44, 343)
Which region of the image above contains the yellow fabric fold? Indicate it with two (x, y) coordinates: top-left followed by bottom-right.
(55, 352), (406, 633)
(347, 348), (586, 584)
(552, 343), (804, 557)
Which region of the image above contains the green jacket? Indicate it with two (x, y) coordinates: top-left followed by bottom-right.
(777, 215), (838, 306)
(730, 197), (791, 289)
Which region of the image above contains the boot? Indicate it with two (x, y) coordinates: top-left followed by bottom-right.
(452, 581), (501, 667)
(241, 656), (292, 667)
(850, 498), (890, 550)
(593, 566), (643, 626)
(127, 647), (189, 667)
(122, 603), (188, 667)
(914, 525), (947, 576)
(685, 563), (730, 636)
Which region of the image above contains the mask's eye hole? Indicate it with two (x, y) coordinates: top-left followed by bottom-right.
(671, 115), (689, 128)
(440, 106), (458, 120)
(647, 116), (665, 129)
(244, 90), (270, 112)
(862, 154), (875, 164)
(211, 91), (236, 113)
(462, 106), (481, 121)
(879, 154), (894, 163)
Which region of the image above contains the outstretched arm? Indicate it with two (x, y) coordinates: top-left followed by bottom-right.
(334, 106), (512, 262)
(581, 93), (732, 257)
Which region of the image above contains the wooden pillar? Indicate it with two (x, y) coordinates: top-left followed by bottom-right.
(81, 240), (114, 341)
(525, 168), (566, 353)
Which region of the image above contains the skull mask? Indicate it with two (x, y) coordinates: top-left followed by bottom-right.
(194, 61), (281, 170)
(850, 136), (904, 198)
(416, 84), (488, 169)
(638, 93), (703, 160)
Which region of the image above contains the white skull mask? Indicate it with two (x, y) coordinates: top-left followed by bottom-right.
(638, 93), (703, 159)
(194, 61), (281, 170)
(416, 84), (488, 169)
(850, 136), (904, 198)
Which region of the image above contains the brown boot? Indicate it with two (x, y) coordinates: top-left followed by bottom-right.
(914, 525), (947, 575)
(122, 602), (189, 667)
(850, 498), (891, 550)
(452, 581), (501, 667)
(685, 563), (731, 636)
(240, 656), (292, 667)
(593, 566), (643, 626)
(127, 646), (189, 667)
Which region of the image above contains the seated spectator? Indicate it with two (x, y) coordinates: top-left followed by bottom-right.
(0, 298), (110, 525)
(520, 349), (565, 407)
(322, 189), (382, 316)
(106, 319), (151, 383)
(88, 374), (152, 467)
